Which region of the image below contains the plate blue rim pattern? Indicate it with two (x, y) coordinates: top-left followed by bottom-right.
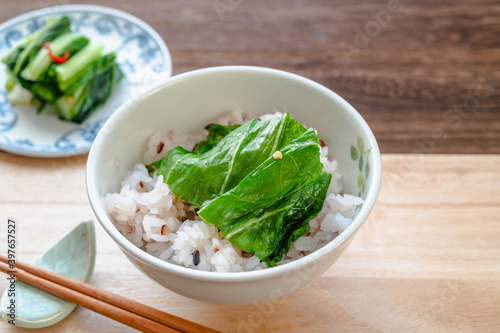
(0, 5), (172, 157)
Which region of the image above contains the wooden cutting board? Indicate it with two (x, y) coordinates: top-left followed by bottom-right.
(0, 153), (498, 332)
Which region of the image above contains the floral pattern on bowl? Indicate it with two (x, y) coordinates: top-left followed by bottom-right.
(350, 137), (372, 197)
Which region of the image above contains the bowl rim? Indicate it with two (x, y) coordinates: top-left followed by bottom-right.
(86, 65), (382, 282)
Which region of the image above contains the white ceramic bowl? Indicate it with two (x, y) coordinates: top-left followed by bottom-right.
(86, 66), (382, 304)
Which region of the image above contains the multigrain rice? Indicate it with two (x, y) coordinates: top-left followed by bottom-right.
(104, 111), (363, 272)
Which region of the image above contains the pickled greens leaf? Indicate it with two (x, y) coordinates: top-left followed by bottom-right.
(208, 171), (331, 266)
(150, 113), (331, 266)
(199, 154), (331, 266)
(199, 127), (325, 216)
(193, 124), (240, 154)
(149, 113), (307, 207)
(1, 16), (123, 123)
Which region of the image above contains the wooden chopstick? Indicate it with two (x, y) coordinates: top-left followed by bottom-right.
(0, 261), (177, 332)
(0, 255), (221, 333)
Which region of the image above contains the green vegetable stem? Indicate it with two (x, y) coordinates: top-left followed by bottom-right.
(1, 16), (124, 123)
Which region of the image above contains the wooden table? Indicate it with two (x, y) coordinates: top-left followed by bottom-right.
(1, 153), (499, 332)
(1, 1), (500, 332)
(1, 0), (500, 154)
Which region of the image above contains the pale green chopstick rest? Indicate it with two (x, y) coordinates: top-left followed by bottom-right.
(0, 220), (96, 328)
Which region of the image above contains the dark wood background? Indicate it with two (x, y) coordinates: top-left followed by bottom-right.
(2, 0), (499, 153)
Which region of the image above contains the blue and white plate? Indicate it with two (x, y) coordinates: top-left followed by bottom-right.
(0, 5), (172, 157)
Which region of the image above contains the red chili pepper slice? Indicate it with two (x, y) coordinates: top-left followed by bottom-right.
(42, 43), (69, 64)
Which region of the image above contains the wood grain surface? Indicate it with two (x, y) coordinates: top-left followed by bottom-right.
(1, 0), (499, 153)
(0, 1), (499, 332)
(0, 152), (499, 332)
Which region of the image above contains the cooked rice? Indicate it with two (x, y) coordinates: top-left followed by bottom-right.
(104, 111), (363, 272)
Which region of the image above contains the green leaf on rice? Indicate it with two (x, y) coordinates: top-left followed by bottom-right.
(149, 113), (309, 207)
(193, 123), (241, 154)
(149, 113), (331, 267)
(201, 171), (331, 267)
